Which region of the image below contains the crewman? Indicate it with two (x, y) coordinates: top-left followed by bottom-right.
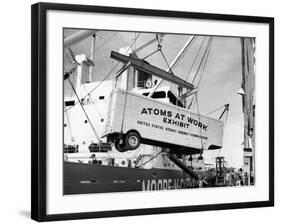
(90, 153), (98, 164)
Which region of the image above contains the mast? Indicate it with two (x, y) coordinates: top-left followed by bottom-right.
(240, 37), (255, 185)
(89, 34), (96, 82)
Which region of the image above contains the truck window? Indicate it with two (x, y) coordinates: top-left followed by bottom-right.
(151, 91), (166, 99)
(167, 91), (184, 107)
(142, 91), (166, 98)
(65, 100), (75, 106)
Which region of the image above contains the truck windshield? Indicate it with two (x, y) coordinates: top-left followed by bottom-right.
(142, 91), (166, 98)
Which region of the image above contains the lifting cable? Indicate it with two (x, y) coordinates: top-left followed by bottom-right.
(142, 49), (159, 60)
(172, 36), (197, 70)
(157, 36), (196, 87)
(144, 35), (196, 93)
(141, 34), (165, 60)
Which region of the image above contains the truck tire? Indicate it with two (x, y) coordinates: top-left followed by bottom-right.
(114, 139), (127, 152)
(125, 131), (141, 150)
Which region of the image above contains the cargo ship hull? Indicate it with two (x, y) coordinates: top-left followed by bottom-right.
(64, 161), (198, 194)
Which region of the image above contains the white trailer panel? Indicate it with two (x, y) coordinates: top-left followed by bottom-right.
(104, 89), (224, 152)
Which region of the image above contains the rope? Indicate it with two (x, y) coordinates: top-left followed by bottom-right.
(159, 50), (174, 75)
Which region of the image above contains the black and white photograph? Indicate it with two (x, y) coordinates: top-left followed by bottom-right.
(0, 0), (278, 223)
(63, 29), (256, 194)
(29, 2), (274, 222)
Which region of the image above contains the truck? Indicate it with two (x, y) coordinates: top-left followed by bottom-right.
(103, 88), (224, 153)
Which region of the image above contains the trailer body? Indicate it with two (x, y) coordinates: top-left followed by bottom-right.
(104, 89), (224, 153)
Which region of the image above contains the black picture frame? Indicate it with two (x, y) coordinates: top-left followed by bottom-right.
(31, 2), (274, 222)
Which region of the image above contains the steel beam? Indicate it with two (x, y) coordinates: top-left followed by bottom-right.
(110, 51), (194, 90)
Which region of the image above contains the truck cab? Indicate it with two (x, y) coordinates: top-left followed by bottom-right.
(133, 86), (185, 108)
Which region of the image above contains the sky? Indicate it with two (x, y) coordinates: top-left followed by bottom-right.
(64, 29), (246, 168)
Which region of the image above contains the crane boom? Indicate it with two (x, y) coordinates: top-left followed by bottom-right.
(64, 30), (98, 48)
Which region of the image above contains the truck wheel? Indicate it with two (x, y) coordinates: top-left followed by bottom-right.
(125, 131), (141, 150)
(114, 139), (127, 152)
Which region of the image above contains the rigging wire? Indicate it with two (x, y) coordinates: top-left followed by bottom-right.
(64, 51), (73, 66)
(67, 78), (101, 142)
(86, 32), (118, 58)
(191, 37), (213, 84)
(187, 37), (213, 109)
(132, 144), (144, 158)
(195, 93), (204, 156)
(75, 72), (103, 117)
(64, 51), (76, 98)
(141, 34), (164, 60)
(166, 36), (197, 70)
(142, 49), (159, 60)
(64, 104), (74, 141)
(135, 150), (162, 168)
(195, 38), (213, 86)
(155, 36), (196, 91)
(206, 104), (227, 116)
(185, 37), (206, 81)
(217, 105), (230, 157)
